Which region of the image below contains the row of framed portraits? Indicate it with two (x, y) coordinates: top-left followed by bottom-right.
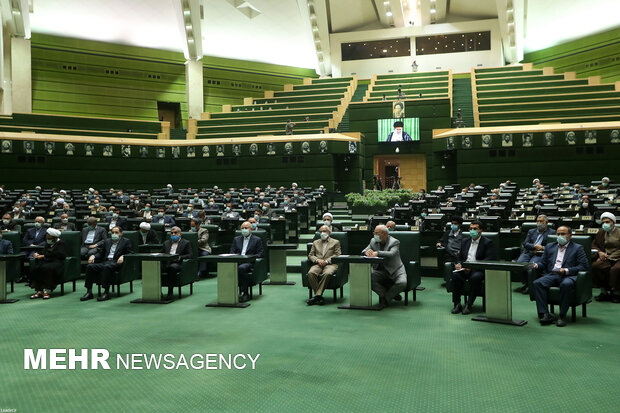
(0, 140), (353, 158)
(446, 129), (620, 150)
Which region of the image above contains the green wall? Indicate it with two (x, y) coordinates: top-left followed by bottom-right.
(202, 56), (317, 113)
(30, 34), (318, 124)
(522, 27), (620, 83)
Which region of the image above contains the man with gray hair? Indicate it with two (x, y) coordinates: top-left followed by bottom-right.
(515, 214), (556, 294)
(306, 225), (341, 305)
(161, 226), (193, 299)
(362, 224), (407, 307)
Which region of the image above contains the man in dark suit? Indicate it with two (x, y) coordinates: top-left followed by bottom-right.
(1, 213), (18, 232)
(53, 213), (77, 232)
(450, 220), (495, 315)
(515, 215), (556, 294)
(81, 226), (133, 301)
(436, 216), (464, 263)
(230, 221), (264, 303)
(105, 210), (127, 230)
(0, 232), (14, 254)
(138, 222), (160, 245)
(162, 226), (193, 299)
(22, 216), (48, 257)
(532, 226), (589, 327)
(151, 207), (175, 228)
(80, 217), (108, 259)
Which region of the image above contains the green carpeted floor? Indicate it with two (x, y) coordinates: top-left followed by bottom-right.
(3, 274), (620, 412)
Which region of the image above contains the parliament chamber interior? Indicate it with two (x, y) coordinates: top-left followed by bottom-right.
(1, 1), (619, 412)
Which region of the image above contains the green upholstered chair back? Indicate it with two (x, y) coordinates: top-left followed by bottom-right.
(203, 224), (220, 248)
(481, 232), (500, 260)
(2, 231), (21, 250)
(59, 231), (81, 257)
(390, 231), (421, 263)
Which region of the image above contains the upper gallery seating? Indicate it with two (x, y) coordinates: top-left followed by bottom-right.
(473, 64), (620, 127)
(0, 112), (168, 139)
(363, 70), (451, 102)
(189, 76), (357, 139)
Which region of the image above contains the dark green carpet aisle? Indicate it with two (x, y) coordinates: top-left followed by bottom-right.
(2, 276), (619, 412)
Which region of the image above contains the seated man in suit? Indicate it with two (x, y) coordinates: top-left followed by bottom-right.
(161, 226), (193, 299)
(1, 213), (17, 231)
(151, 207), (175, 228)
(362, 224), (407, 307)
(80, 217), (108, 259)
(138, 222), (160, 245)
(515, 215), (556, 294)
(306, 225), (341, 306)
(322, 213), (342, 232)
(53, 213), (76, 232)
(261, 202), (277, 221)
(230, 221), (264, 303)
(450, 220), (495, 315)
(436, 216), (464, 263)
(139, 203), (154, 221)
(386, 220), (396, 231)
(105, 208), (126, 230)
(81, 226), (133, 302)
(0, 231), (14, 254)
(222, 203), (239, 219)
(532, 226), (589, 326)
(22, 216), (48, 258)
(29, 228), (68, 299)
(280, 197), (295, 212)
(89, 198), (107, 214)
(591, 212), (620, 303)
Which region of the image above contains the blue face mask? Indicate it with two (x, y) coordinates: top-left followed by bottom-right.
(225, 207), (231, 212)
(421, 213), (427, 218)
(170, 235), (180, 243)
(241, 228), (250, 237)
(283, 201), (288, 205)
(469, 230), (479, 238)
(557, 235), (568, 245)
(251, 223), (257, 230)
(602, 223), (613, 232)
(451, 224), (459, 231)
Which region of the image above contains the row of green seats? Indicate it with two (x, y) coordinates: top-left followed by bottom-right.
(477, 91), (620, 105)
(478, 99), (620, 113)
(197, 120), (329, 133)
(3, 113), (162, 133)
(376, 70), (449, 79)
(477, 79), (589, 91)
(274, 88), (348, 97)
(477, 74), (566, 85)
(254, 94), (344, 104)
(477, 84), (616, 98)
(480, 114), (619, 127)
(195, 127), (325, 138)
(475, 69), (544, 79)
(211, 107), (337, 119)
(197, 113), (333, 127)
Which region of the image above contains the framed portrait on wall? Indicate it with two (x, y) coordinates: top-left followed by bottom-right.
(65, 143), (75, 156)
(544, 132), (554, 146)
(501, 133), (512, 147)
(1, 140), (12, 154)
(481, 134), (491, 148)
(392, 101), (405, 118)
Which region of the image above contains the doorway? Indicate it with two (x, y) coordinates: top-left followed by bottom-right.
(374, 154), (427, 191)
(157, 101), (182, 129)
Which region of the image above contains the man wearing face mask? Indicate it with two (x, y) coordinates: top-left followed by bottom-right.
(151, 208), (175, 228)
(191, 194), (204, 209)
(386, 221), (396, 232)
(514, 215), (556, 294)
(362, 224), (407, 307)
(450, 220), (495, 315)
(591, 212), (620, 303)
(81, 226), (133, 301)
(22, 216), (48, 257)
(321, 212), (341, 232)
(306, 225), (341, 305)
(1, 213), (17, 231)
(230, 221), (264, 303)
(11, 206), (25, 220)
(138, 222), (160, 245)
(29, 228), (68, 299)
(106, 208), (127, 230)
(280, 197), (295, 213)
(194, 219), (211, 279)
(586, 211), (604, 230)
(261, 203), (276, 221)
(597, 176), (611, 191)
(436, 216), (464, 263)
(140, 203), (154, 220)
(532, 226), (589, 326)
(222, 202), (239, 219)
(183, 204), (199, 219)
(80, 217), (108, 259)
(53, 213), (76, 232)
(162, 227), (193, 299)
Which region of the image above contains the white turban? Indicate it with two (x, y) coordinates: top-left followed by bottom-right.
(47, 228), (61, 237)
(602, 177), (610, 183)
(139, 222), (151, 230)
(56, 198), (64, 205)
(322, 212), (333, 220)
(601, 212), (616, 224)
(88, 187), (95, 192)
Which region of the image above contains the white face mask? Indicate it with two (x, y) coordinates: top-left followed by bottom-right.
(373, 235), (382, 243)
(320, 232), (329, 241)
(323, 220), (331, 227)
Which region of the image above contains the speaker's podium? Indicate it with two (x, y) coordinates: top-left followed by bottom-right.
(202, 254), (256, 308)
(332, 255), (384, 311)
(463, 261), (530, 326)
(131, 253), (180, 304)
(0, 254), (23, 303)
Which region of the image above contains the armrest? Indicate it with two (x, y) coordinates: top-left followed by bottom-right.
(504, 247), (521, 251)
(405, 260), (421, 289)
(575, 270), (592, 304)
(306, 242), (313, 255)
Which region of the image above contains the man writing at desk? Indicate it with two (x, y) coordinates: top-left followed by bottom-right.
(362, 225), (406, 308)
